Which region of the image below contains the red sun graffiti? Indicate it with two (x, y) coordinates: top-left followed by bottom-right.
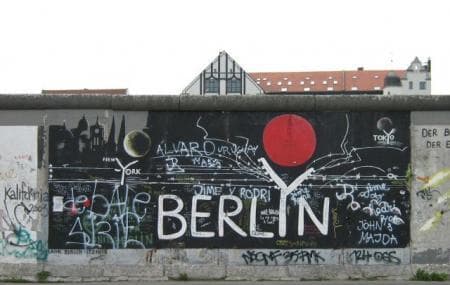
(263, 114), (317, 167)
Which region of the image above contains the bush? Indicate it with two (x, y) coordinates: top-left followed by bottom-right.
(413, 268), (448, 281)
(36, 271), (51, 282)
(177, 273), (189, 281)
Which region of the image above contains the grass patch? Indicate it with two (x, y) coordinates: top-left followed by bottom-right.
(412, 268), (448, 281)
(36, 270), (51, 282)
(178, 273), (189, 281)
(171, 272), (188, 281)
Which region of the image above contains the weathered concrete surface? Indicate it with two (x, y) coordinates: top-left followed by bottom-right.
(1, 249), (418, 281)
(315, 95), (450, 111)
(0, 94), (114, 109)
(2, 94), (450, 111)
(112, 95), (180, 111)
(413, 249), (450, 264)
(411, 111), (450, 265)
(180, 94), (316, 111)
(2, 279), (450, 285)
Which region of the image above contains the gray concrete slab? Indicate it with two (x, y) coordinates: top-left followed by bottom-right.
(2, 94), (450, 111)
(2, 281), (450, 285)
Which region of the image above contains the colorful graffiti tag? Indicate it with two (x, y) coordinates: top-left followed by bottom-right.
(416, 169), (450, 231)
(0, 126), (48, 261)
(48, 112), (410, 249)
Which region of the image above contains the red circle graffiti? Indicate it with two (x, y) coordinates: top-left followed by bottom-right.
(263, 114), (316, 167)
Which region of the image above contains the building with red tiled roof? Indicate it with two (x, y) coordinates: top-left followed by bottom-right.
(249, 70), (406, 94)
(182, 52), (431, 96)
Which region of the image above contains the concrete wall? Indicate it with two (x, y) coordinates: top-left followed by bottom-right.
(411, 112), (450, 274)
(0, 94), (449, 281)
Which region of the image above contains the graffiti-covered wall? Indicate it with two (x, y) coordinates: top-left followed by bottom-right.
(411, 111), (450, 266)
(0, 126), (47, 262)
(47, 112), (410, 250)
(1, 93), (450, 281)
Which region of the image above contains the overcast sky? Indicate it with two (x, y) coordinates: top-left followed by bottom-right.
(0, 0), (448, 95)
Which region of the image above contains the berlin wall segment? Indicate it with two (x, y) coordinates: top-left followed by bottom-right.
(411, 111), (450, 265)
(0, 126), (48, 262)
(46, 111), (410, 251)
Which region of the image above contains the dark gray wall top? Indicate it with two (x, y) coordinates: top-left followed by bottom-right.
(1, 94), (450, 111)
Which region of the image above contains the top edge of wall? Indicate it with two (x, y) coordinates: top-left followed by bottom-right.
(0, 94), (449, 111)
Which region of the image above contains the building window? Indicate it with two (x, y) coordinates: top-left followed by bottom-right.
(409, 81), (413, 89)
(226, 78), (241, 93)
(420, 81), (426, 90)
(205, 78), (219, 93)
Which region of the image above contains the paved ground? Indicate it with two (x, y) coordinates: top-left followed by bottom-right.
(0, 280), (450, 285)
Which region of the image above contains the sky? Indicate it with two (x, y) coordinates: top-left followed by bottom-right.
(0, 0), (449, 95)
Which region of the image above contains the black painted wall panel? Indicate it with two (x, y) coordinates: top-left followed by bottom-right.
(48, 112), (410, 249)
